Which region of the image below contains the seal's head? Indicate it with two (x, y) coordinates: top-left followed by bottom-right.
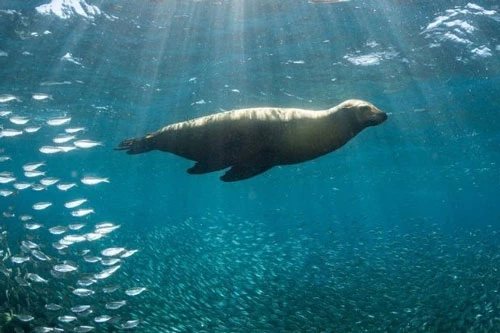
(339, 99), (388, 127)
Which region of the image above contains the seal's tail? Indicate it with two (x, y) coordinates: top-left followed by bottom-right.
(114, 137), (153, 155)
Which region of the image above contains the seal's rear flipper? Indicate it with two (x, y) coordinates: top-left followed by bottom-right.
(114, 137), (153, 155)
(220, 164), (272, 182)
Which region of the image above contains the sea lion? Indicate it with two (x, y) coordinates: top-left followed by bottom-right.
(115, 99), (387, 182)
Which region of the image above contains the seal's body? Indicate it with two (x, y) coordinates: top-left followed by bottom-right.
(115, 99), (387, 182)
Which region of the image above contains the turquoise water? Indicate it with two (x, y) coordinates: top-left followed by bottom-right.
(0, 1), (499, 332)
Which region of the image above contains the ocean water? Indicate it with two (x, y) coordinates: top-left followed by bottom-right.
(0, 0), (499, 332)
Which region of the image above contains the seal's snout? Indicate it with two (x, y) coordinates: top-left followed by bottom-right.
(368, 110), (387, 126)
(359, 103), (388, 127)
(342, 99), (387, 127)
(378, 111), (388, 123)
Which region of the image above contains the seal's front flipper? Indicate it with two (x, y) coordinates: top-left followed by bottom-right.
(187, 162), (226, 174)
(220, 164), (273, 182)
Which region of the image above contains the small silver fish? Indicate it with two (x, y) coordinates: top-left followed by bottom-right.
(58, 315), (77, 323)
(56, 182), (77, 191)
(102, 285), (120, 293)
(23, 161), (45, 171)
(120, 249), (139, 258)
(72, 288), (95, 297)
(46, 117), (71, 126)
(83, 255), (101, 263)
(13, 182), (32, 190)
(53, 263), (78, 273)
(40, 177), (60, 186)
(53, 134), (75, 144)
(2, 211), (15, 218)
(71, 208), (94, 217)
(14, 314), (34, 322)
(52, 242), (67, 250)
(22, 240), (39, 249)
(74, 139), (103, 149)
(65, 127), (86, 133)
(19, 214), (33, 221)
(0, 175), (15, 183)
(9, 116), (30, 125)
(39, 146), (62, 154)
(125, 287), (147, 296)
(32, 184), (46, 191)
(73, 325), (95, 333)
(0, 94), (20, 103)
(94, 265), (121, 280)
(105, 300), (126, 310)
(24, 222), (43, 230)
(24, 126), (41, 133)
(68, 223), (86, 230)
(77, 277), (97, 287)
(62, 234), (87, 243)
(33, 202), (52, 210)
(57, 145), (77, 152)
(0, 189), (14, 197)
(24, 170), (46, 178)
(45, 303), (63, 311)
(101, 258), (121, 266)
(71, 305), (91, 313)
(101, 247), (126, 257)
(94, 315), (112, 323)
(31, 249), (51, 261)
(64, 198), (87, 209)
(11, 255), (30, 264)
(84, 232), (104, 241)
(32, 93), (52, 100)
(26, 272), (49, 283)
(81, 176), (109, 185)
(95, 224), (121, 235)
(58, 238), (73, 246)
(120, 319), (140, 329)
(40, 80), (71, 86)
(95, 222), (115, 228)
(49, 226), (68, 235)
(1, 128), (23, 137)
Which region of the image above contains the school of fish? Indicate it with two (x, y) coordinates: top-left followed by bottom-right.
(0, 93), (144, 332)
(113, 214), (500, 332)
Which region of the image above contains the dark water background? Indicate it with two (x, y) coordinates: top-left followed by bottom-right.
(0, 0), (499, 332)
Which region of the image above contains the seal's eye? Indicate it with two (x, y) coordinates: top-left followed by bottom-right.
(360, 105), (372, 114)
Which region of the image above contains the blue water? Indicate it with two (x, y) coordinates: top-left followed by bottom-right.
(0, 0), (499, 332)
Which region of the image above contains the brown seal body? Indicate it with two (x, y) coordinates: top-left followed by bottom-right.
(115, 99), (387, 182)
